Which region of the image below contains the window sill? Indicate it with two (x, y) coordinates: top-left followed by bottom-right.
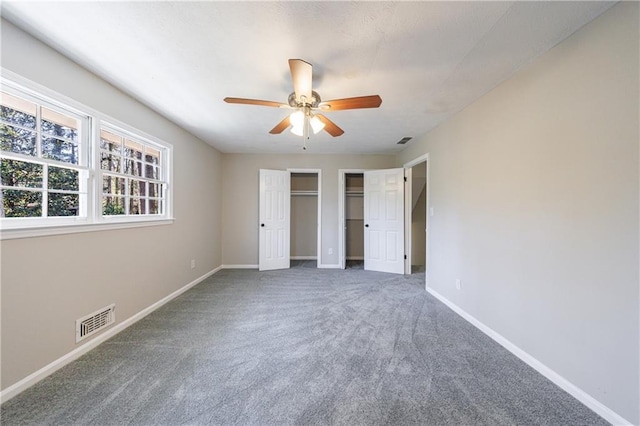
(0, 218), (175, 240)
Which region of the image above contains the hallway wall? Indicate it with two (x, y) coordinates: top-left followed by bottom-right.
(398, 3), (639, 423)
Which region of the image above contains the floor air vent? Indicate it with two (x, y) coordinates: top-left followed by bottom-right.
(76, 304), (115, 342)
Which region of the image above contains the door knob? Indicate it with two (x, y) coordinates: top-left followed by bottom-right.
(261, 224), (265, 227)
(365, 224), (369, 227)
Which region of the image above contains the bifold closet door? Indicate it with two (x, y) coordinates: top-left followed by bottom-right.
(259, 169), (290, 271)
(364, 168), (405, 274)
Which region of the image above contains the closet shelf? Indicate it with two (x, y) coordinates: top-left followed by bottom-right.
(346, 190), (364, 196)
(291, 190), (318, 196)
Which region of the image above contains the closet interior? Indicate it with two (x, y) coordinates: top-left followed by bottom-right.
(290, 172), (318, 263)
(345, 173), (364, 264)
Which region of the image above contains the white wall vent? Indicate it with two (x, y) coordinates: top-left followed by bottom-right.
(75, 304), (115, 343)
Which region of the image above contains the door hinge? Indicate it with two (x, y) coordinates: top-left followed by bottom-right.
(404, 177), (407, 182)
(404, 255), (407, 260)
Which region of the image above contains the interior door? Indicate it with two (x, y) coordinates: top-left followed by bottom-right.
(364, 168), (405, 274)
(259, 169), (290, 271)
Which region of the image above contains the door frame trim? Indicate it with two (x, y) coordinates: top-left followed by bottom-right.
(287, 168), (322, 268)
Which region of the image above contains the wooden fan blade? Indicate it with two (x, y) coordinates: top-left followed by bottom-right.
(288, 59), (312, 102)
(320, 95), (382, 111)
(269, 116), (291, 134)
(316, 114), (344, 137)
(224, 97), (287, 108)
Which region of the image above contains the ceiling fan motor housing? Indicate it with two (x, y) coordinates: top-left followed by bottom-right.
(289, 91), (321, 108)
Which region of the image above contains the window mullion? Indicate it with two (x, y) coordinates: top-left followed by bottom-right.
(37, 106), (47, 218)
(90, 121), (100, 221)
(0, 119), (37, 134)
(36, 105), (42, 158)
(41, 163), (48, 218)
(124, 177), (129, 215)
(0, 152), (89, 171)
(0, 185), (42, 193)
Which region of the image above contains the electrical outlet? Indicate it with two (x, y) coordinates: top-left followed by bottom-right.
(328, 248), (333, 255)
(191, 259), (196, 269)
(455, 279), (461, 290)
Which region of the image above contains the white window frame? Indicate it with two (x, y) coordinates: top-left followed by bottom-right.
(96, 122), (169, 223)
(0, 70), (174, 240)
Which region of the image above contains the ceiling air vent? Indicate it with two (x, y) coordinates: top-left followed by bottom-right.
(397, 137), (412, 145)
(76, 304), (115, 343)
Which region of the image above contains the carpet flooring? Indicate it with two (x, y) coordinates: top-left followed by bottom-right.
(1, 263), (607, 425)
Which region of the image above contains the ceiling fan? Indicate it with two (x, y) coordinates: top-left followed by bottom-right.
(224, 59), (382, 149)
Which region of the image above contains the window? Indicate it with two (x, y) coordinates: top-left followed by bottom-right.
(99, 126), (166, 216)
(0, 74), (172, 239)
(0, 90), (88, 219)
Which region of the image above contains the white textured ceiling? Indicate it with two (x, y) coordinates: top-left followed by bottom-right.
(1, 1), (614, 154)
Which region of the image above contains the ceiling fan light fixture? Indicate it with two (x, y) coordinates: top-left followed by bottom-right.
(310, 115), (325, 134)
(289, 110), (304, 128)
(290, 124), (304, 136)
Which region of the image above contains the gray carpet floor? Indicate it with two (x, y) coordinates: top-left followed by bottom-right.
(1, 263), (607, 425)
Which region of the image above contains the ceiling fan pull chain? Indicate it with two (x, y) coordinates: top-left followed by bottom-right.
(303, 115), (309, 149)
(302, 117), (308, 150)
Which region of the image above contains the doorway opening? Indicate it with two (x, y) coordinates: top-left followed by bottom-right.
(409, 162), (426, 273)
(404, 154), (429, 279)
(344, 172), (364, 269)
(289, 169), (321, 268)
(258, 168), (321, 271)
(338, 168), (405, 274)
(339, 169), (365, 269)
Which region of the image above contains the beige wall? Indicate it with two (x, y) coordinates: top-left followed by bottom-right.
(0, 20), (223, 390)
(398, 3), (639, 423)
(221, 154), (395, 266)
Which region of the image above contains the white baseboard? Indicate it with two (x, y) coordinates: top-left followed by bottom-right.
(0, 265), (222, 404)
(426, 287), (632, 426)
(225, 263), (342, 269)
(221, 264), (258, 269)
(223, 263), (341, 269)
(318, 263), (341, 269)
(290, 256), (317, 260)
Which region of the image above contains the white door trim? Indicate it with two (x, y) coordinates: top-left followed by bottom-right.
(287, 168), (322, 268)
(404, 153), (429, 168)
(403, 153), (430, 288)
(338, 169), (366, 269)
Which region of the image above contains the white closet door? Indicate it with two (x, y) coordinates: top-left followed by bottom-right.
(259, 169), (290, 271)
(364, 168), (405, 274)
